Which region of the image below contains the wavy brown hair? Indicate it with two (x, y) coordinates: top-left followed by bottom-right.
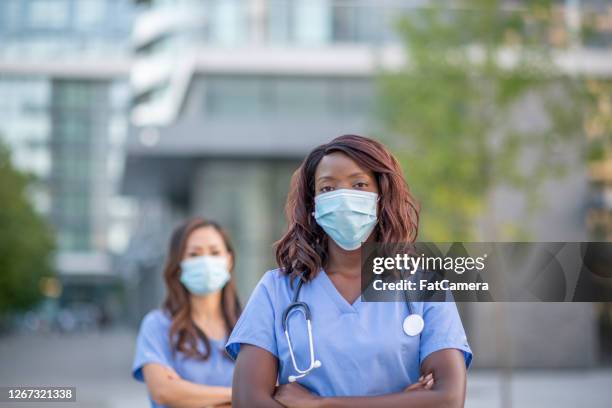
(275, 135), (420, 282)
(162, 217), (242, 360)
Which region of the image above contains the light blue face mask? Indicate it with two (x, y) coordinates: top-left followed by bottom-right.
(313, 189), (379, 251)
(179, 255), (230, 295)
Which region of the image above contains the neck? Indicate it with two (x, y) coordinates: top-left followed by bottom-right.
(326, 240), (362, 278)
(190, 290), (223, 321)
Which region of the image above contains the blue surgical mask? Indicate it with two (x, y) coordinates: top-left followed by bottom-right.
(313, 189), (378, 251)
(180, 255), (230, 295)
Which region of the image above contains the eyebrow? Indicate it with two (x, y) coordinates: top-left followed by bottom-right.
(347, 171), (369, 178)
(316, 175), (335, 182)
(316, 172), (369, 182)
(187, 243), (222, 250)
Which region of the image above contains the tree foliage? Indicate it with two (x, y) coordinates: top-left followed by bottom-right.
(377, 0), (589, 241)
(0, 140), (56, 316)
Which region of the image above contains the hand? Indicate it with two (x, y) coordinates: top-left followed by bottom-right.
(404, 372), (434, 392)
(274, 382), (321, 408)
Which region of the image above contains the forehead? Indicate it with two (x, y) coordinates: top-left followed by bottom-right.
(315, 151), (372, 179)
(185, 226), (224, 247)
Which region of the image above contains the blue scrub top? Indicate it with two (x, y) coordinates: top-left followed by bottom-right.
(133, 309), (235, 408)
(226, 268), (472, 397)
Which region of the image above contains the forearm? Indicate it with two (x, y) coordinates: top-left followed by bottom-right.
(317, 348), (465, 408)
(155, 380), (232, 408)
(318, 389), (462, 408)
(233, 390), (284, 408)
(232, 345), (283, 408)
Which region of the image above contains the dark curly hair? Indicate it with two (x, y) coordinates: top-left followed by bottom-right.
(275, 135), (420, 283)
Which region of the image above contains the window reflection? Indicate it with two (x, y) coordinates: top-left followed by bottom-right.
(204, 75), (373, 118)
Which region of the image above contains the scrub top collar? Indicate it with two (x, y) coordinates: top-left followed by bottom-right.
(315, 268), (362, 314)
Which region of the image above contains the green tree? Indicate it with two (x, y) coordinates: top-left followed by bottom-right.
(377, 0), (589, 241)
(0, 140), (55, 317)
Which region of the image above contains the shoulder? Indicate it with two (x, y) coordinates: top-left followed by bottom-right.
(256, 268), (291, 290)
(139, 309), (172, 333)
(246, 268), (294, 305)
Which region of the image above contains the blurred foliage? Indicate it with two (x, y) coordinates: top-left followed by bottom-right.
(583, 78), (612, 240)
(377, 0), (592, 241)
(584, 79), (612, 152)
(0, 140), (56, 317)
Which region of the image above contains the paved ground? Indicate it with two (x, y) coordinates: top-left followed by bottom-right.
(0, 329), (610, 408)
(466, 368), (612, 408)
(0, 329), (147, 408)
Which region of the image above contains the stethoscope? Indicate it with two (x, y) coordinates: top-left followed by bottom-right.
(282, 271), (425, 383)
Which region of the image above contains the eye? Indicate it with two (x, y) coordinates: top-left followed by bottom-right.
(187, 252), (199, 258)
(319, 186), (334, 193)
(354, 182), (369, 189)
(210, 250), (221, 256)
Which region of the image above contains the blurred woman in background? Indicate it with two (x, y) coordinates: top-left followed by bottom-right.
(132, 217), (242, 408)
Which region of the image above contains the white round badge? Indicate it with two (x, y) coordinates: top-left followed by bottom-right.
(403, 314), (424, 336)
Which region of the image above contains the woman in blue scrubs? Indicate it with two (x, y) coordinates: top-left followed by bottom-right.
(133, 217), (241, 407)
(226, 135), (472, 407)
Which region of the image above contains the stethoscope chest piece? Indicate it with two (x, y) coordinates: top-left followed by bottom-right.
(403, 314), (424, 336)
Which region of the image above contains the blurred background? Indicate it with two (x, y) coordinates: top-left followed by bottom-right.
(0, 0), (611, 407)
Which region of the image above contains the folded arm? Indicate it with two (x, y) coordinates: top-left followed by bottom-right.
(142, 363), (232, 408)
(275, 348), (467, 408)
(232, 344), (284, 408)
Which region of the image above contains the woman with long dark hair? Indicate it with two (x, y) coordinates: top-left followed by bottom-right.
(133, 217), (241, 408)
(226, 135), (472, 407)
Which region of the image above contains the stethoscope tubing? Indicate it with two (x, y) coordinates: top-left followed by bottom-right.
(283, 270), (422, 382)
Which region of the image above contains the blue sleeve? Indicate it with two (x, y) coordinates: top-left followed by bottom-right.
(419, 301), (473, 370)
(225, 271), (278, 361)
(132, 310), (174, 382)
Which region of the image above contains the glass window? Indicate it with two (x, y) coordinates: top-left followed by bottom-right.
(267, 0), (331, 45)
(2, 0), (23, 31)
(332, 3), (392, 44)
(293, 0), (330, 45)
(75, 0), (107, 29)
(206, 77), (264, 116)
(210, 0), (245, 46)
(267, 0), (292, 43)
(203, 76), (373, 118)
(28, 0), (69, 29)
(332, 78), (373, 116)
(274, 77), (330, 116)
